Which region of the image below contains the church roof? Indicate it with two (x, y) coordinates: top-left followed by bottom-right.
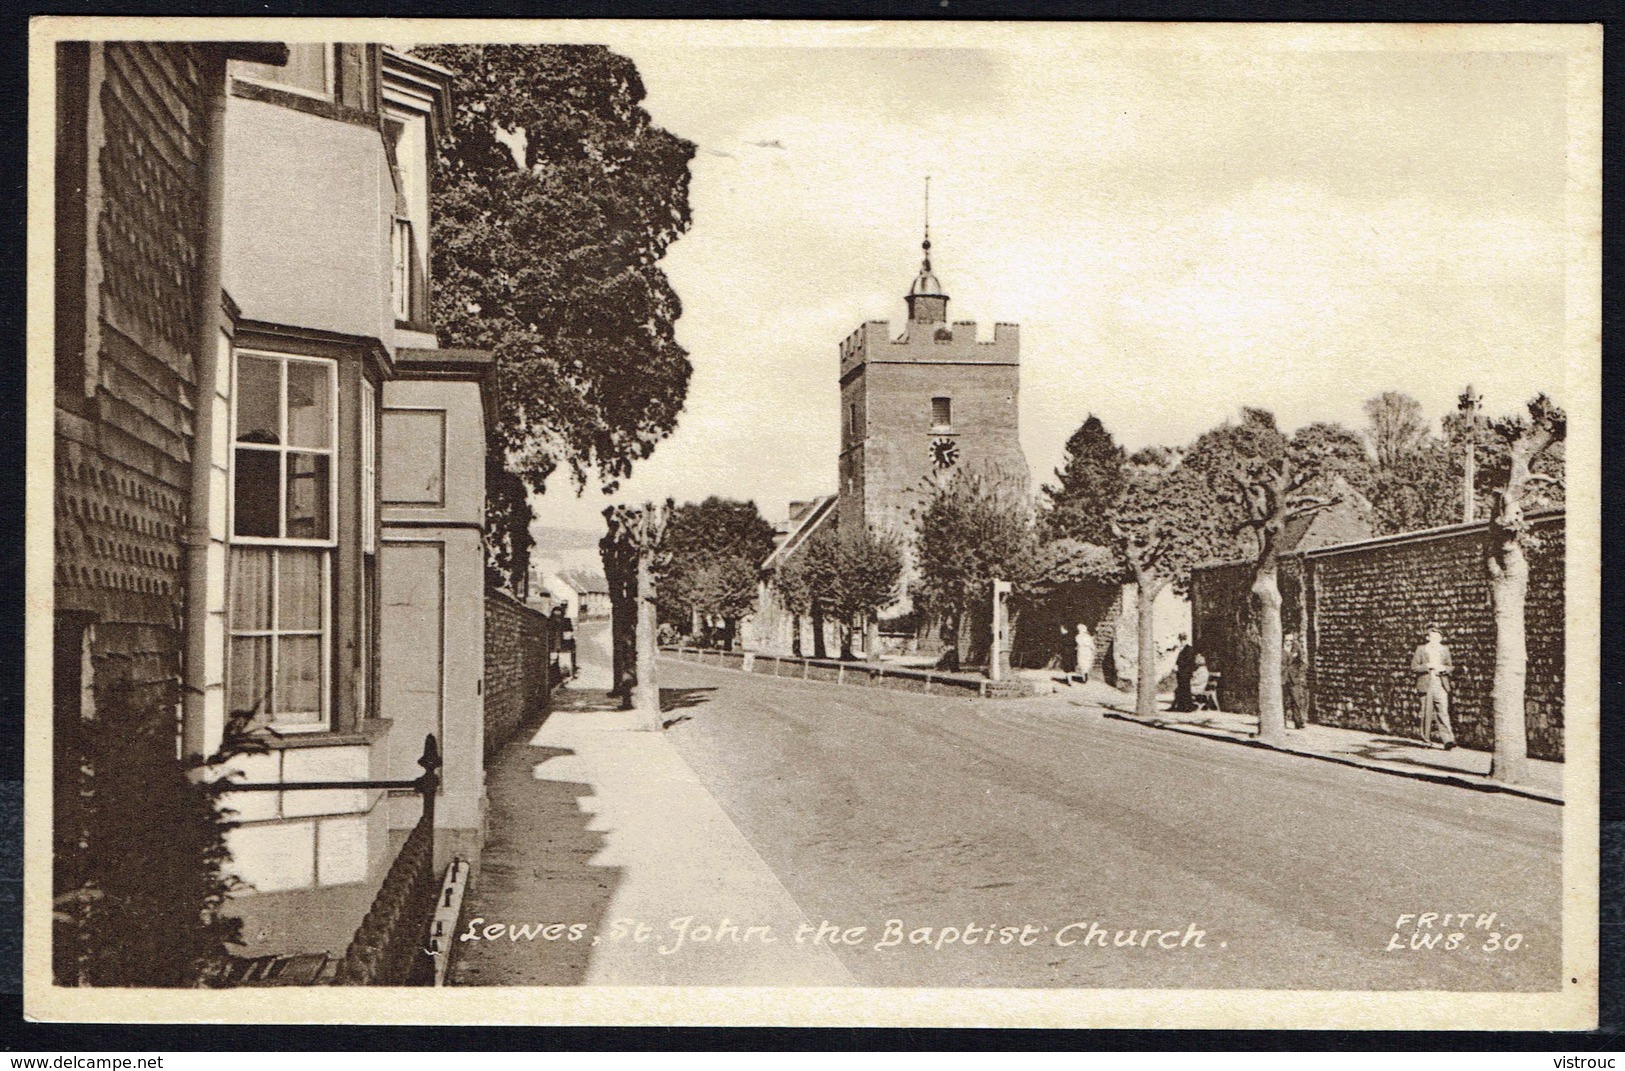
(762, 494), (838, 571)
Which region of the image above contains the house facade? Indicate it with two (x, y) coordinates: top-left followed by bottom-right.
(53, 39), (505, 971)
(208, 45), (495, 956)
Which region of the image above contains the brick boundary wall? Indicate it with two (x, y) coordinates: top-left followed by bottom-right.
(1190, 512), (1564, 760)
(483, 590), (553, 760)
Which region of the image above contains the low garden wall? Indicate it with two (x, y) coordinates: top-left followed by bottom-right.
(661, 645), (1041, 699)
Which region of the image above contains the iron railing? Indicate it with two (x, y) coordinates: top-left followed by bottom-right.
(228, 733), (442, 986)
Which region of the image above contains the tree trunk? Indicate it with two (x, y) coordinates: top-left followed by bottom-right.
(866, 614), (880, 663)
(839, 619), (853, 661)
(634, 549), (660, 730)
(791, 613), (803, 657)
(1253, 562), (1287, 746)
(609, 583), (635, 703)
(1135, 576), (1164, 717)
(812, 606), (827, 659)
(1489, 538), (1530, 784)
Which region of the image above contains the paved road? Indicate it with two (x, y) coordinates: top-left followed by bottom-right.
(656, 652), (1563, 990)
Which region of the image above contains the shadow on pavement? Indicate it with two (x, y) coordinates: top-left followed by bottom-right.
(450, 728), (621, 986)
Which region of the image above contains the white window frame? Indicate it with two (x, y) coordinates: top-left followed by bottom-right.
(225, 549), (332, 733)
(229, 350), (339, 547)
(391, 217), (414, 322)
(362, 380), (377, 554)
(226, 349), (340, 733)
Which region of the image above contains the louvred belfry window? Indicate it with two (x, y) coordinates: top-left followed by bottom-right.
(227, 351), (337, 731)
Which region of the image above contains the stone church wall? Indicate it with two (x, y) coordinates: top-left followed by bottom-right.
(855, 360), (1027, 541)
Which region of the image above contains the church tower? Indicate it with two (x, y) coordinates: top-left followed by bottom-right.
(837, 186), (1027, 590)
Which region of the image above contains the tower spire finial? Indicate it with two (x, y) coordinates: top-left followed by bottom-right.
(922, 176), (932, 270)
(907, 175), (947, 320)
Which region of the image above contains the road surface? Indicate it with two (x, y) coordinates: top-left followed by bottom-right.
(653, 647), (1562, 990)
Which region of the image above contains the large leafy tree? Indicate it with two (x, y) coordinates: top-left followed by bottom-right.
(1483, 395), (1566, 784)
(1186, 410), (1368, 744)
(412, 44), (697, 512)
(1108, 452), (1234, 716)
(1361, 390), (1464, 535)
(1363, 391), (1430, 472)
(485, 459), (535, 595)
(1042, 415), (1126, 546)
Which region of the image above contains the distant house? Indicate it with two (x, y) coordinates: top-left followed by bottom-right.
(563, 572), (611, 618)
(530, 560), (611, 620)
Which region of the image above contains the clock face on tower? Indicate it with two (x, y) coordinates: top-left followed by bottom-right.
(929, 436), (960, 471)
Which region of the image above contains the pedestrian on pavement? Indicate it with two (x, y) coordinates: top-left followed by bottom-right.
(551, 604), (577, 678)
(1411, 624), (1456, 750)
(1172, 633), (1198, 711)
(1283, 632), (1308, 729)
(1189, 653), (1211, 704)
(1073, 623), (1096, 684)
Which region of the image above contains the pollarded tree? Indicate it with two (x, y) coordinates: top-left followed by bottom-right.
(834, 527), (905, 662)
(914, 466), (1040, 667)
(1042, 415), (1127, 546)
(1108, 454), (1233, 716)
(1186, 410), (1369, 744)
(773, 554), (813, 657)
(686, 556), (761, 651)
(411, 45), (697, 508)
(801, 527), (841, 660)
(1483, 394), (1567, 784)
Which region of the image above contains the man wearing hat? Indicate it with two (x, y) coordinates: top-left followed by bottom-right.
(1410, 625), (1456, 749)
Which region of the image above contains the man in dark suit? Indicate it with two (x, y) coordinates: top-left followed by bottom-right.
(1411, 625), (1456, 749)
(1172, 633), (1198, 711)
(1283, 632), (1308, 729)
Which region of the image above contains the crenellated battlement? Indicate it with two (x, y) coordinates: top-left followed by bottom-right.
(840, 317), (1019, 379)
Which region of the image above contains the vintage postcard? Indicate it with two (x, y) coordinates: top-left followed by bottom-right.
(25, 17), (1600, 1029)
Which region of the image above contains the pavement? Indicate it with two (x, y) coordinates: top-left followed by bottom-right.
(1081, 685), (1564, 804)
(450, 623), (851, 986)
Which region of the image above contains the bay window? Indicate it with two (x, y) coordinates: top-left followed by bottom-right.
(227, 351), (337, 731)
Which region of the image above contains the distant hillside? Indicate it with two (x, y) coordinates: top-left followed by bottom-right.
(531, 525), (603, 555)
(530, 525), (606, 573)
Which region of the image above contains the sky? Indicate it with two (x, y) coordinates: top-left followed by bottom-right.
(521, 25), (1577, 540)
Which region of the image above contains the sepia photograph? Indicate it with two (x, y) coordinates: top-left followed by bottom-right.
(25, 17), (1600, 1029)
